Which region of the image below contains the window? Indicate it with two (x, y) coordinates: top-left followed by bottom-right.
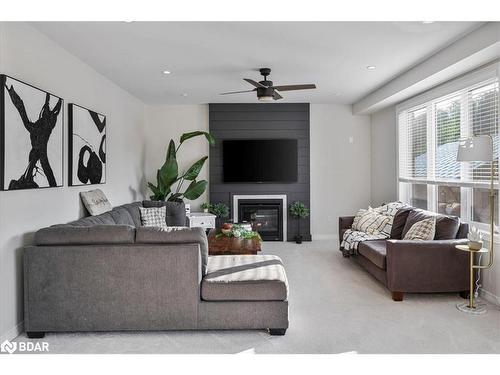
(398, 77), (499, 231)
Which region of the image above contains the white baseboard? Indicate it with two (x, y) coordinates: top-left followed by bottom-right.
(479, 288), (500, 306)
(0, 321), (23, 342)
(313, 234), (339, 241)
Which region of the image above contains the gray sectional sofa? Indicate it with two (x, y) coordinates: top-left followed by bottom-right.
(24, 202), (289, 338)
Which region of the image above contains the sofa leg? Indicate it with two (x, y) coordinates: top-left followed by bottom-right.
(391, 291), (404, 301)
(26, 331), (45, 339)
(269, 328), (287, 336)
(459, 290), (469, 299)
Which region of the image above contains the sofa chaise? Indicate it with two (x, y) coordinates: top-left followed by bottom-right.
(339, 206), (469, 301)
(24, 201), (289, 338)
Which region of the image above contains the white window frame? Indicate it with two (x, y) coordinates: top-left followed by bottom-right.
(396, 62), (500, 235)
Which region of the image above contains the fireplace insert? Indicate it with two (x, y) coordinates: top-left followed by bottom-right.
(238, 199), (284, 241)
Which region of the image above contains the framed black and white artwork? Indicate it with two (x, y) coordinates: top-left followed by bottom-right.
(68, 103), (106, 186)
(0, 75), (64, 191)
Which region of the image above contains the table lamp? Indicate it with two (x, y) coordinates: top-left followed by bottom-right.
(456, 135), (495, 314)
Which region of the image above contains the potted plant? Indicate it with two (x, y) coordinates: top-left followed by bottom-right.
(201, 202), (212, 213)
(209, 202), (230, 228)
(468, 226), (484, 251)
(147, 131), (215, 202)
(290, 201), (310, 244)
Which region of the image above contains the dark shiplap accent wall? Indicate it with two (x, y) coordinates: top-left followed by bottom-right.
(209, 103), (311, 241)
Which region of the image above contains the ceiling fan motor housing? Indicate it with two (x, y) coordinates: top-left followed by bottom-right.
(257, 86), (275, 98)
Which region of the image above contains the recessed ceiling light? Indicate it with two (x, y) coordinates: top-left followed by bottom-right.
(366, 65), (376, 70)
(162, 70), (171, 75)
(181, 93), (188, 97)
(422, 21), (435, 24)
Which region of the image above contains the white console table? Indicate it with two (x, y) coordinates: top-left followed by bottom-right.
(187, 212), (216, 230)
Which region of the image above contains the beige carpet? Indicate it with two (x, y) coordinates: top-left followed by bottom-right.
(14, 240), (500, 354)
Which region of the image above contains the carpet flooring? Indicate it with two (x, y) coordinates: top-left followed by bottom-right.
(14, 240), (500, 354)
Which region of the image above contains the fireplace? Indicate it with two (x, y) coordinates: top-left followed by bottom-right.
(233, 195), (287, 241)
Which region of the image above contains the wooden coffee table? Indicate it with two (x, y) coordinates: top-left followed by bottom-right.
(207, 229), (262, 255)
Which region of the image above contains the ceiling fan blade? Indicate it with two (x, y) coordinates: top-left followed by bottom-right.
(219, 89), (256, 95)
(272, 84), (316, 91)
(244, 78), (266, 88)
(273, 90), (283, 100)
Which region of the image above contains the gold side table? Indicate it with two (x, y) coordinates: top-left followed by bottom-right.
(455, 244), (489, 314)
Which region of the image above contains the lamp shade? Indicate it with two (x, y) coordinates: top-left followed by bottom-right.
(456, 135), (493, 162)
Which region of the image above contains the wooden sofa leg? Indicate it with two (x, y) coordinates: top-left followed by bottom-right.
(459, 290), (469, 299)
(391, 291), (404, 301)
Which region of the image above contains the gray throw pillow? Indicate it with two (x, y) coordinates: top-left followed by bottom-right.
(80, 189), (112, 216)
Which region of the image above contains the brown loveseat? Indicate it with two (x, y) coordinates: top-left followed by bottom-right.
(339, 207), (469, 301)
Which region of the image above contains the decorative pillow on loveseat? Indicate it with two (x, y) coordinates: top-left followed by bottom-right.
(352, 207), (391, 235)
(139, 206), (166, 227)
(80, 189), (112, 216)
(403, 217), (436, 241)
(142, 200), (186, 226)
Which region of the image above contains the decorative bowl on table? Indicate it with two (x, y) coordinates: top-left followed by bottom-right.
(221, 223), (233, 235)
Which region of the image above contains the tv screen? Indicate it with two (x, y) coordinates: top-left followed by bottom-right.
(223, 139), (298, 183)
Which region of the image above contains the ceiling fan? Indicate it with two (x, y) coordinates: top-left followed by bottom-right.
(220, 68), (316, 101)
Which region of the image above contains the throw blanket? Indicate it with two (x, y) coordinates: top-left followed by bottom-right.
(341, 201), (406, 256)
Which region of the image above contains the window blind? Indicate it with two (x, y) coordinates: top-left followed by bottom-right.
(398, 78), (499, 189)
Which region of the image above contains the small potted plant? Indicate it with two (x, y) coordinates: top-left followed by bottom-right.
(290, 201), (310, 244)
(201, 202), (211, 213)
(209, 202), (230, 228)
(468, 226), (484, 251)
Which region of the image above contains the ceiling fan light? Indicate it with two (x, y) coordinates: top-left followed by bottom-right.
(258, 96), (274, 102)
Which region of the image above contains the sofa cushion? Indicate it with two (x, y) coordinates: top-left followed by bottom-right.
(142, 200), (186, 226)
(139, 206), (167, 227)
(135, 226), (208, 275)
(357, 240), (387, 269)
(201, 255), (288, 301)
(35, 225), (135, 245)
(402, 209), (460, 240)
(117, 202), (143, 227)
(390, 207), (413, 239)
(403, 217), (436, 241)
(109, 207), (136, 226)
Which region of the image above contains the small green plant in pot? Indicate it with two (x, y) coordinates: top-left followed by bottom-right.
(148, 131), (215, 202)
(201, 202), (212, 213)
(290, 201), (310, 244)
(209, 202), (230, 228)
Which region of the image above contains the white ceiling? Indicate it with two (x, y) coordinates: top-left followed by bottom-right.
(32, 21), (482, 105)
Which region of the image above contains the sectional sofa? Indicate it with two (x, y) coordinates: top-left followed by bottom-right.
(24, 201), (289, 338)
(339, 206), (469, 301)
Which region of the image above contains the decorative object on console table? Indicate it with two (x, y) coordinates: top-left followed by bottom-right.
(455, 135), (495, 315)
(147, 131), (215, 202)
(187, 212), (216, 230)
(201, 202), (211, 213)
(289, 201), (310, 244)
(68, 103), (106, 186)
(208, 227), (262, 255)
(0, 74), (63, 190)
(209, 202), (230, 228)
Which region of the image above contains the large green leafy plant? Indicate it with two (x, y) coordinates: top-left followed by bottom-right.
(148, 131), (215, 202)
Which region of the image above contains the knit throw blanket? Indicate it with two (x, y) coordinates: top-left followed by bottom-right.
(341, 202), (406, 256)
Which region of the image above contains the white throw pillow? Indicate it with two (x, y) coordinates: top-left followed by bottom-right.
(80, 189), (112, 216)
(139, 206), (167, 227)
(403, 217), (436, 241)
(352, 207), (390, 235)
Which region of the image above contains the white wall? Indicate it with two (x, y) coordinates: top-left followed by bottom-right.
(0, 23), (146, 340)
(370, 106), (398, 206)
(144, 105), (209, 211)
(310, 104), (371, 239)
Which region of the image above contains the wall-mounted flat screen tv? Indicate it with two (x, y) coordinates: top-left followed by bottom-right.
(223, 139), (298, 183)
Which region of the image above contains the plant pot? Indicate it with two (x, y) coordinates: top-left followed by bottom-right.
(203, 208), (209, 213)
(295, 235), (303, 244)
(468, 240), (483, 251)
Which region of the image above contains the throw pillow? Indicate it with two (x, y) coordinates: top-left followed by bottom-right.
(80, 189), (112, 216)
(142, 200), (187, 226)
(139, 206), (167, 227)
(403, 217), (436, 241)
(352, 208), (390, 235)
